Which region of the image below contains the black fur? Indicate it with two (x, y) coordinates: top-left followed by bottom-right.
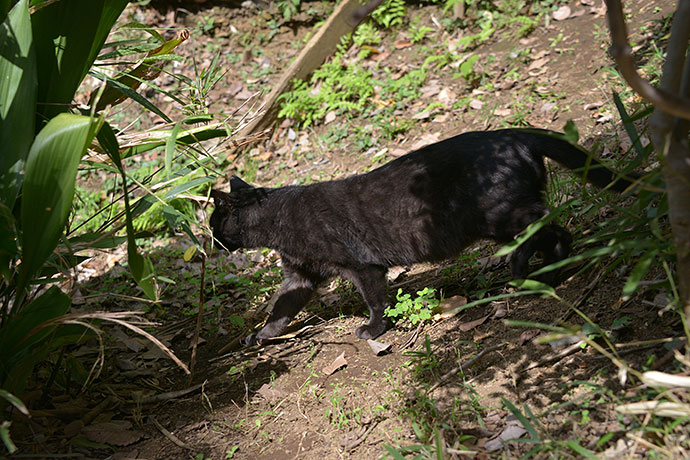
(210, 129), (633, 345)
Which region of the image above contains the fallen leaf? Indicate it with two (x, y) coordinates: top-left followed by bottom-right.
(494, 108), (511, 117)
(322, 352), (347, 376)
(82, 421), (144, 447)
(458, 315), (489, 332)
(412, 110), (431, 120)
(394, 39), (412, 49)
(584, 101), (605, 110)
(493, 302), (507, 318)
(387, 266), (407, 282)
(527, 57), (549, 71)
(390, 148), (407, 157)
(552, 5), (571, 20)
(469, 99), (484, 110)
(437, 87), (456, 104)
(518, 330), (538, 346)
(257, 383), (288, 403)
(485, 423), (527, 451)
(432, 113), (450, 123)
(409, 132), (440, 151)
(367, 339), (392, 356)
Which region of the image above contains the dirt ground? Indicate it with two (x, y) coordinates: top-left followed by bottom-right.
(9, 0), (685, 459)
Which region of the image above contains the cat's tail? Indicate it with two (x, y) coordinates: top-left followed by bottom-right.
(512, 128), (638, 193)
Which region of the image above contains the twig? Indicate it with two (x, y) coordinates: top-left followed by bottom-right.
(137, 382), (204, 404)
(605, 0), (690, 120)
(150, 416), (193, 451)
(401, 322), (424, 350)
(556, 267), (605, 324)
(343, 419), (380, 451)
(521, 340), (585, 372)
(427, 344), (503, 393)
(189, 239), (208, 378)
(215, 327), (250, 356)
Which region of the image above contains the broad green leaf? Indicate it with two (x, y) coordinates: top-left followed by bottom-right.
(32, 0), (128, 123)
(0, 0), (36, 208)
(17, 114), (96, 298)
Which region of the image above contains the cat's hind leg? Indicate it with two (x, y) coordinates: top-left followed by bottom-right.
(244, 264), (322, 345)
(344, 265), (390, 340)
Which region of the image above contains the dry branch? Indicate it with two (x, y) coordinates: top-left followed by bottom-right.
(605, 0), (690, 120)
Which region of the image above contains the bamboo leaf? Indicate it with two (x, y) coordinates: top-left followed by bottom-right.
(32, 0), (128, 122)
(97, 122), (158, 300)
(18, 114), (96, 297)
(0, 389), (29, 416)
(622, 249), (658, 300)
(165, 120), (183, 177)
(0, 0), (36, 208)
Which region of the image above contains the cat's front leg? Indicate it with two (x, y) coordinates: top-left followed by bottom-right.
(345, 265), (391, 340)
(244, 265), (321, 346)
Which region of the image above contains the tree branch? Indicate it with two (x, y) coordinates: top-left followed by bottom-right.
(605, 0), (690, 121)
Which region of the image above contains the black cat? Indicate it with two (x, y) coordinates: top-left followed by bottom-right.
(210, 129), (633, 345)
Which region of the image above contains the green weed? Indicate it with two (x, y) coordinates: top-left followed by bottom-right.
(385, 287), (439, 327)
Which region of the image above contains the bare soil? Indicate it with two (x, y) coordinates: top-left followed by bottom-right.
(10, 1), (684, 459)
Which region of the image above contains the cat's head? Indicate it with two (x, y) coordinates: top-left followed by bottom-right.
(210, 176), (266, 252)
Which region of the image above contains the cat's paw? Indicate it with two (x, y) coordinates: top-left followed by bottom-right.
(243, 333), (262, 346)
(355, 322), (387, 340)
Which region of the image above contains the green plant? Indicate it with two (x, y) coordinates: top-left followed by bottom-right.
(410, 21), (433, 44)
(0, 2), (235, 449)
(385, 287), (439, 327)
(276, 0), (300, 20)
(353, 21), (382, 47)
(372, 0), (407, 29)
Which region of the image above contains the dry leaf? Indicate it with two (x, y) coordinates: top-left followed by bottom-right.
(387, 266), (407, 282)
(552, 5), (571, 20)
(82, 421), (144, 447)
(527, 57), (549, 71)
(584, 101), (604, 110)
(437, 88), (456, 104)
(485, 421), (527, 451)
(469, 99), (484, 110)
(494, 108), (511, 117)
(394, 39), (413, 49)
(432, 113), (450, 123)
(458, 315), (489, 332)
(322, 352), (347, 376)
(367, 339), (392, 356)
(410, 133), (441, 151)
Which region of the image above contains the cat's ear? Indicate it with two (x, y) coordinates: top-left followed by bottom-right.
(230, 175), (253, 191)
(210, 189), (231, 206)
